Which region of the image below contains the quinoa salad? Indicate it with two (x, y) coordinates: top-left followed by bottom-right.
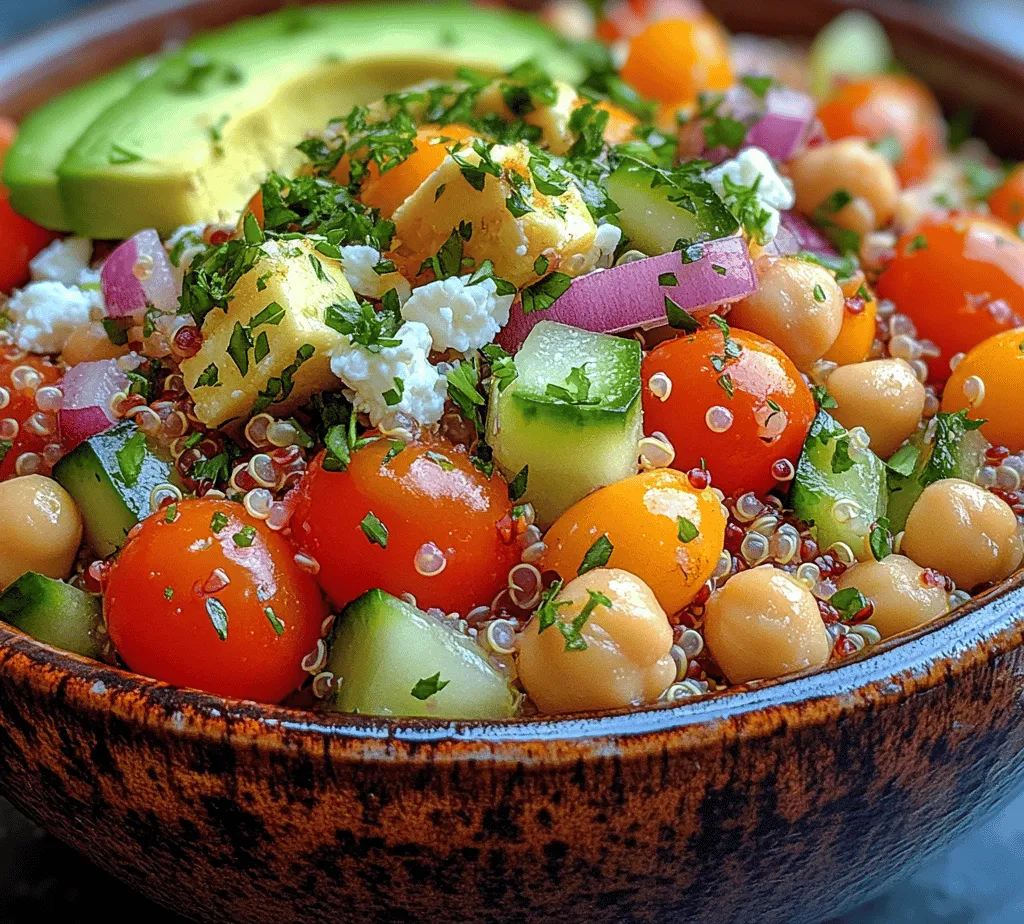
(0, 1), (1022, 719)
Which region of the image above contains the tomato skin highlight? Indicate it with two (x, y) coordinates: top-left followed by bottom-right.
(641, 327), (815, 498)
(290, 437), (520, 614)
(816, 75), (943, 186)
(105, 498), (326, 703)
(875, 217), (1024, 381)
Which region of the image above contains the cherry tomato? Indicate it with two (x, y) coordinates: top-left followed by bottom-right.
(620, 15), (733, 107)
(0, 351), (63, 481)
(816, 75), (943, 186)
(941, 327), (1024, 451)
(542, 469), (725, 616)
(641, 325), (815, 498)
(875, 217), (1024, 381)
(331, 124), (476, 218)
(105, 498), (325, 703)
(823, 291), (878, 366)
(988, 163), (1024, 228)
(290, 437), (520, 613)
(0, 119), (60, 294)
(591, 99), (640, 144)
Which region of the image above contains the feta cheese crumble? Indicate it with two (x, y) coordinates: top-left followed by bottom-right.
(330, 320), (446, 426)
(562, 222), (622, 276)
(401, 273), (514, 354)
(5, 282), (95, 354)
(339, 245), (412, 304)
(706, 147), (795, 244)
(29, 237), (93, 286)
(165, 223), (208, 272)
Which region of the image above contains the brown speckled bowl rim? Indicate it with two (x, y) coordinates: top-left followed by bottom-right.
(1, 0), (1024, 760)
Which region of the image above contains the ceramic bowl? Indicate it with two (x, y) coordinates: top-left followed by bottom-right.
(2, 2), (1024, 922)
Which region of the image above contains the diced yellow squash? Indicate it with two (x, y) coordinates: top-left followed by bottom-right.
(181, 239), (352, 426)
(391, 141), (596, 288)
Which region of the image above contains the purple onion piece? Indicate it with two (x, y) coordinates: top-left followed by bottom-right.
(101, 228), (179, 319)
(57, 359), (129, 450)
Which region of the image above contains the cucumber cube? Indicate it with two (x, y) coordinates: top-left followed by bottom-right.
(0, 572), (103, 658)
(487, 320), (642, 527)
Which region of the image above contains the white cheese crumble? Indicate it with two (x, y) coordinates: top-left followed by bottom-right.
(6, 282), (95, 354)
(401, 273), (514, 354)
(165, 223), (208, 272)
(29, 237), (93, 286)
(562, 222), (622, 276)
(329, 320), (446, 427)
(706, 147), (795, 244)
(339, 245), (412, 304)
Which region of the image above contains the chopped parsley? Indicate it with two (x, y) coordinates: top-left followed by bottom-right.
(677, 516), (699, 543)
(920, 410), (987, 487)
(557, 589), (611, 652)
(886, 443), (920, 477)
(664, 295), (700, 333)
(508, 465), (529, 502)
(520, 271), (572, 314)
(545, 364), (598, 405)
(325, 298), (401, 353)
(115, 431), (147, 487)
(869, 517), (893, 562)
(813, 283), (827, 303)
(265, 606), (285, 636)
(206, 598), (229, 641)
(446, 358), (487, 432)
(251, 344), (315, 415)
(382, 376), (405, 407)
(210, 511), (229, 533)
(109, 144), (143, 165)
(411, 672), (450, 701)
(830, 587), (870, 624)
(578, 534), (613, 575)
(360, 511), (389, 548)
(233, 525), (257, 548)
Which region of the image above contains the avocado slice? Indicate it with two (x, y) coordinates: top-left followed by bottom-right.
(2, 57), (157, 230)
(56, 2), (583, 240)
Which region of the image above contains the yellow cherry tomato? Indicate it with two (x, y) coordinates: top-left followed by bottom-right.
(823, 294), (878, 366)
(620, 15), (733, 107)
(542, 469), (726, 616)
(941, 327), (1024, 451)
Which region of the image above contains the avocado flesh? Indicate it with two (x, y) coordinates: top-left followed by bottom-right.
(56, 2), (583, 239)
(2, 58), (155, 230)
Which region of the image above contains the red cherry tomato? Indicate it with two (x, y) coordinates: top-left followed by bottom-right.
(105, 498), (326, 703)
(0, 351), (63, 481)
(816, 75), (943, 186)
(0, 119), (60, 294)
(641, 325), (815, 497)
(875, 217), (1024, 381)
(290, 436), (520, 613)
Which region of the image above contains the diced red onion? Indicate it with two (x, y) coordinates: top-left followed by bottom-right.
(101, 228), (179, 318)
(743, 88), (816, 163)
(57, 359), (129, 450)
(765, 211), (838, 259)
(497, 236), (757, 351)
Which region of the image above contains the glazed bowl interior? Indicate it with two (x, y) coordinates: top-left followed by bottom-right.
(1, 0), (1024, 744)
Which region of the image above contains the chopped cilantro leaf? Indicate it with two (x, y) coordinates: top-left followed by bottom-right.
(410, 672), (450, 701)
(115, 431), (147, 487)
(360, 511), (389, 548)
(677, 516), (699, 543)
(578, 534), (613, 575)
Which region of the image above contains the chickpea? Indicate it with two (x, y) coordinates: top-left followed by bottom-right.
(728, 257), (844, 371)
(827, 359), (925, 458)
(61, 321), (128, 366)
(517, 568), (676, 714)
(836, 555), (949, 639)
(902, 478), (1024, 590)
(790, 139), (899, 235)
(0, 475), (83, 589)
(704, 565), (832, 684)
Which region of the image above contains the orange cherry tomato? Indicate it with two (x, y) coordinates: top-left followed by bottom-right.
(988, 163), (1024, 228)
(239, 189), (265, 229)
(0, 119), (60, 294)
(941, 327), (1024, 451)
(0, 352), (63, 481)
(105, 498), (326, 703)
(597, 0), (703, 42)
(620, 15), (733, 107)
(331, 123), (476, 218)
(875, 217), (1024, 381)
(823, 292), (878, 366)
(816, 75), (943, 186)
(542, 469), (726, 616)
(290, 437), (520, 614)
(592, 99), (640, 144)
(641, 326), (815, 498)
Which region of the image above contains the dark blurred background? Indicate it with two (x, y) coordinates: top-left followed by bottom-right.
(2, 0), (1024, 921)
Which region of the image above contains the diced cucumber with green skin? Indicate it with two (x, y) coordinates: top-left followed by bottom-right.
(0, 573), (103, 658)
(326, 590), (519, 719)
(604, 159), (738, 255)
(791, 411), (887, 560)
(52, 420), (184, 558)
(885, 418), (990, 532)
(487, 320), (642, 528)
